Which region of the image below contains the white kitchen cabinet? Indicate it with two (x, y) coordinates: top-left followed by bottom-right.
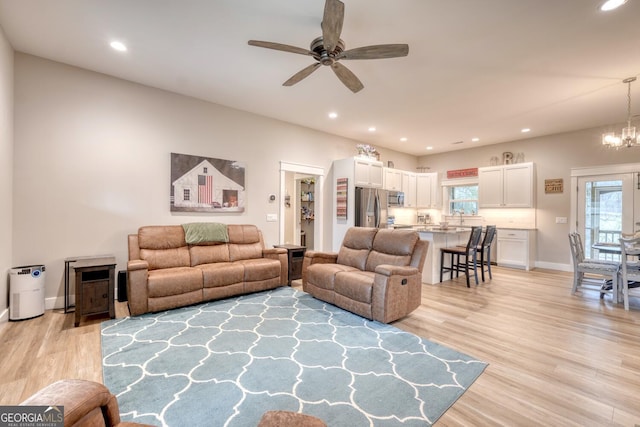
(402, 171), (417, 207)
(478, 162), (534, 208)
(383, 167), (403, 191)
(354, 158), (383, 188)
(497, 228), (536, 270)
(416, 173), (438, 208)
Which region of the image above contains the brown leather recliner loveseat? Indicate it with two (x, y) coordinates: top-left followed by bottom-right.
(127, 224), (287, 316)
(302, 227), (428, 323)
(20, 379), (152, 427)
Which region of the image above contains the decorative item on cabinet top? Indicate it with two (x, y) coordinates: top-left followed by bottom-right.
(356, 143), (379, 160)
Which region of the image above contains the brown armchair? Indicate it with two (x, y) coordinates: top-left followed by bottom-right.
(20, 379), (153, 427)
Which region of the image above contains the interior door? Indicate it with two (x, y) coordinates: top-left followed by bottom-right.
(577, 173), (634, 260)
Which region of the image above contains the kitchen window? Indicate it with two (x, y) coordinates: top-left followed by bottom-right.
(448, 185), (478, 215)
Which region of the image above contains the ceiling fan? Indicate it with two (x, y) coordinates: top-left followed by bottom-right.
(248, 0), (409, 93)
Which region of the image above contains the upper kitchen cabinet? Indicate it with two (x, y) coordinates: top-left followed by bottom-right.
(383, 167), (402, 191)
(402, 171), (417, 207)
(478, 162), (534, 208)
(416, 172), (439, 208)
(352, 157), (384, 188)
(333, 156), (383, 189)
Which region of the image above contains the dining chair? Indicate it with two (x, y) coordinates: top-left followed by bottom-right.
(478, 225), (497, 281)
(440, 226), (483, 287)
(568, 232), (620, 301)
(618, 236), (640, 310)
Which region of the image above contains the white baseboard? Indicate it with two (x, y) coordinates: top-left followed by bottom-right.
(535, 261), (572, 272)
(0, 307), (8, 323)
(46, 295), (74, 310)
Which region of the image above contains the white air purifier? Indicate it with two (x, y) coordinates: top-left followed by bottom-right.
(9, 265), (46, 321)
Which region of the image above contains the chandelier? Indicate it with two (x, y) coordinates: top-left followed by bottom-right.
(602, 77), (640, 148)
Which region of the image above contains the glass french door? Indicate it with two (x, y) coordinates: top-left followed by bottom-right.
(577, 173), (634, 261)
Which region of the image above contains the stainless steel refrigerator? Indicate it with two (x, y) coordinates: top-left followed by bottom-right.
(355, 187), (388, 228)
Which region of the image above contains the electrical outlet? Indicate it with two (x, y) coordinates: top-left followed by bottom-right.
(556, 217), (567, 224)
(266, 214), (278, 222)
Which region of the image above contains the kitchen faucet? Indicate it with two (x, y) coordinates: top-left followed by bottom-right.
(455, 209), (464, 225)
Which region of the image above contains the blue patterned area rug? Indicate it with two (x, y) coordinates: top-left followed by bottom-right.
(101, 287), (486, 426)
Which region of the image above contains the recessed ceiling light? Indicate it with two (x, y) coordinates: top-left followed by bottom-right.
(400, 137), (408, 142)
(521, 128), (531, 133)
(328, 112), (338, 119)
(471, 137), (480, 142)
(110, 41), (127, 52)
(600, 0), (627, 11)
(368, 127), (376, 132)
(426, 146), (433, 151)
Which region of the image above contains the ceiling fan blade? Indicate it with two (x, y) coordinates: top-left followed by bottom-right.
(321, 0), (344, 53)
(337, 44), (409, 60)
(248, 40), (312, 56)
(283, 63), (321, 86)
(331, 62), (364, 93)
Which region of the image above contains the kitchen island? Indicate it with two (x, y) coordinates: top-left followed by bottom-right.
(416, 227), (471, 284)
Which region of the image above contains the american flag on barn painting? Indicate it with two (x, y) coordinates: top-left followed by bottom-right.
(170, 153), (245, 212)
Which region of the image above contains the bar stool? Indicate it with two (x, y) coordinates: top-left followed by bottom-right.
(478, 225), (497, 281)
(440, 226), (483, 287)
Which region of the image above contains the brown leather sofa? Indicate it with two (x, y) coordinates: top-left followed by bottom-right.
(127, 224), (287, 316)
(20, 379), (152, 427)
(302, 227), (428, 323)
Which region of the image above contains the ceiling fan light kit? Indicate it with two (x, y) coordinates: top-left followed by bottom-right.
(248, 0), (409, 93)
(602, 77), (640, 149)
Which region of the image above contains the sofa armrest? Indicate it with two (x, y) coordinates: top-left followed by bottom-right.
(20, 379), (120, 427)
(371, 264), (422, 323)
(304, 251), (338, 265)
(374, 264), (419, 277)
(263, 248), (288, 285)
(127, 260), (149, 316)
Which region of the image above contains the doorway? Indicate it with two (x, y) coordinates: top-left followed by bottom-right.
(571, 164), (640, 261)
(280, 162), (324, 250)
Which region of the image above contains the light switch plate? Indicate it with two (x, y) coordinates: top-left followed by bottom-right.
(266, 214), (278, 222)
(556, 217), (567, 224)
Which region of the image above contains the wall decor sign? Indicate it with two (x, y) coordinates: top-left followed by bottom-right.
(545, 178), (563, 194)
(170, 152), (245, 212)
(336, 178), (348, 219)
(446, 168), (478, 179)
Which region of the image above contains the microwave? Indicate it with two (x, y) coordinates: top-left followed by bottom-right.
(388, 191), (404, 207)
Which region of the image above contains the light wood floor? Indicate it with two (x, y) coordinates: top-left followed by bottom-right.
(1, 267), (639, 426)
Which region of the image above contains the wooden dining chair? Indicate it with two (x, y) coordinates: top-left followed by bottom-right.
(619, 236), (640, 310)
(478, 225), (497, 281)
(440, 226), (483, 287)
(568, 232), (620, 301)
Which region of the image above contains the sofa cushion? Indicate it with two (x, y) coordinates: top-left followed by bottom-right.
(147, 267), (202, 298)
(365, 229), (418, 272)
(228, 225), (261, 244)
(335, 271), (375, 303)
(229, 242), (264, 261)
(138, 225), (186, 249)
(306, 263), (358, 291)
(336, 227), (377, 270)
(140, 247), (191, 270)
(198, 262), (244, 288)
(190, 243), (231, 266)
(238, 258), (282, 281)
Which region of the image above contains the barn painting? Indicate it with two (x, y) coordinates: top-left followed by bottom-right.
(170, 153), (245, 212)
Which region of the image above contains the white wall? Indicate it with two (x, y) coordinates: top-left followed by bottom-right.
(0, 25), (13, 320)
(13, 53), (415, 307)
(419, 127), (638, 269)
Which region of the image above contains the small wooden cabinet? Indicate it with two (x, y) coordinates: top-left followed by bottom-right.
(274, 245), (306, 285)
(74, 260), (116, 326)
(354, 158), (384, 188)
